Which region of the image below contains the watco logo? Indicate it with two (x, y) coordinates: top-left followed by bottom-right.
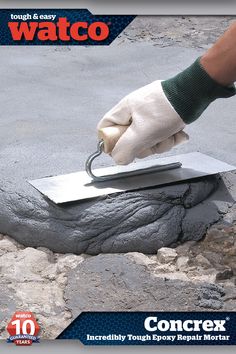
(8, 17), (110, 42)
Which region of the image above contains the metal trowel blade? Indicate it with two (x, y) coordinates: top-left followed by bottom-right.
(29, 152), (235, 204)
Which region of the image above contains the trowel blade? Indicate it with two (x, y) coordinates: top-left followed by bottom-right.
(29, 152), (235, 204)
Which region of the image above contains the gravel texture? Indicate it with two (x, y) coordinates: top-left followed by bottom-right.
(118, 16), (236, 48)
(1, 213), (236, 339)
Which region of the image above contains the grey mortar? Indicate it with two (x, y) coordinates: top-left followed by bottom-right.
(0, 174), (232, 254)
(0, 22), (236, 254)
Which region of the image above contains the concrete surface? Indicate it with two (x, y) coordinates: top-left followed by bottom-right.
(118, 16), (236, 49)
(0, 43), (236, 253)
(1, 228), (236, 339)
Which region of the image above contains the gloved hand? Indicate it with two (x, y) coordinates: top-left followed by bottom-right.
(97, 80), (187, 165)
(98, 58), (235, 165)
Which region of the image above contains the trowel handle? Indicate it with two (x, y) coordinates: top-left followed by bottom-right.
(98, 125), (129, 153)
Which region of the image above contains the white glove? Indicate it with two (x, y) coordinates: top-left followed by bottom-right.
(97, 80), (189, 165)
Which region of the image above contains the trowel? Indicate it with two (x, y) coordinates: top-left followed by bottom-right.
(29, 125), (235, 204)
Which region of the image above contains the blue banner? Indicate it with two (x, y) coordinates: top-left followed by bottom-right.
(0, 9), (135, 45)
(57, 312), (236, 345)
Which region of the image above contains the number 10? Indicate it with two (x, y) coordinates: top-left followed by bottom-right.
(11, 319), (35, 335)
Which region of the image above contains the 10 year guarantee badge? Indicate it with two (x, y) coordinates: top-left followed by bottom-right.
(6, 311), (40, 346)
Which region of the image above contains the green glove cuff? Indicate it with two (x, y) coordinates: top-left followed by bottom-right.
(161, 57), (236, 124)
